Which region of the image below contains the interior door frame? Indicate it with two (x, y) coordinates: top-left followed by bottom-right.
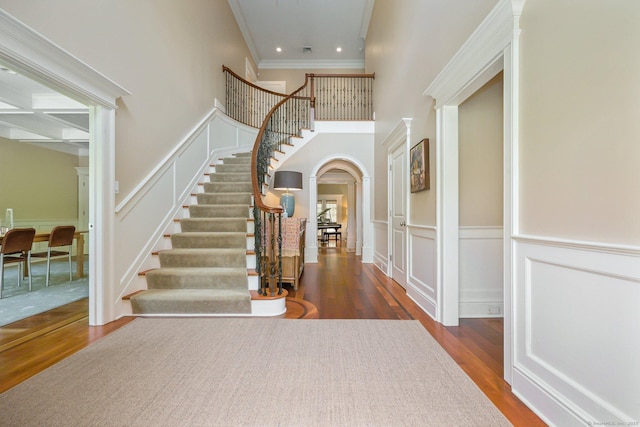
(0, 10), (130, 325)
(385, 118), (412, 282)
(424, 0), (523, 383)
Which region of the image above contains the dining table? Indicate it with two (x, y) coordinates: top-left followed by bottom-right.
(0, 230), (88, 278)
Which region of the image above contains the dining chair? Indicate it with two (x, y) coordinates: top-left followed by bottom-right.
(31, 225), (76, 287)
(0, 227), (36, 299)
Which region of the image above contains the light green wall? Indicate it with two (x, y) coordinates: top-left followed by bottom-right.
(0, 137), (79, 221)
(318, 183), (349, 222)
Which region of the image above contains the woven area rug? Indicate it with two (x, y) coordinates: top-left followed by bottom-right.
(0, 318), (511, 426)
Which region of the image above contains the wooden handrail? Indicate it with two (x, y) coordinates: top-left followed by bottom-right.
(250, 76), (311, 214)
(222, 65), (288, 97)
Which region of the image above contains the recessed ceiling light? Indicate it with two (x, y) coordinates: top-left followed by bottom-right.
(336, 47), (342, 53)
(276, 47), (282, 52)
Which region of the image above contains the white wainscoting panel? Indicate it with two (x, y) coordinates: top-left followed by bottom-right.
(459, 226), (504, 318)
(175, 131), (209, 202)
(513, 236), (640, 425)
(406, 225), (437, 319)
(372, 220), (388, 274)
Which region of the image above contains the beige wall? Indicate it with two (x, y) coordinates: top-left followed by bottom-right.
(365, 0), (499, 225)
(458, 73), (504, 227)
(519, 0), (640, 244)
(0, 137), (79, 220)
(257, 68), (365, 94)
(0, 0), (252, 203)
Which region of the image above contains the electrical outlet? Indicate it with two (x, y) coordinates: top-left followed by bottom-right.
(488, 305), (501, 315)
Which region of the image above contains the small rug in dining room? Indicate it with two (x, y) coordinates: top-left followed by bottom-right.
(0, 259), (89, 327)
(0, 318), (512, 427)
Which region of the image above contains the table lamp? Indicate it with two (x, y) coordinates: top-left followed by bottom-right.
(273, 170), (303, 217)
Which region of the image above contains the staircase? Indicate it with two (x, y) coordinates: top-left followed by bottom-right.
(130, 153), (255, 316)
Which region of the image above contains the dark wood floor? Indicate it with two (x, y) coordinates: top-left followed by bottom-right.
(0, 246), (545, 426)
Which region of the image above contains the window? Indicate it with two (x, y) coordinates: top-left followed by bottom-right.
(317, 195), (342, 223)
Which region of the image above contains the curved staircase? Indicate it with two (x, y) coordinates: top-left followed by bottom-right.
(130, 152), (276, 316)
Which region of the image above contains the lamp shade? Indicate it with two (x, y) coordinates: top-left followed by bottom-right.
(273, 171), (302, 217)
(273, 171), (303, 191)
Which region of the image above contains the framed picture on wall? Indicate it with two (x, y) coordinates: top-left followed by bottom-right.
(410, 138), (429, 192)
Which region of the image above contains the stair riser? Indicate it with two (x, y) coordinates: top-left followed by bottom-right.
(180, 219), (247, 233)
(171, 234), (246, 248)
(222, 157), (251, 165)
(209, 173), (252, 183)
(189, 205), (250, 218)
(203, 182), (253, 193)
(196, 193), (251, 205)
(159, 251), (246, 268)
(146, 272), (247, 290)
(131, 296), (251, 315)
(214, 164), (251, 173)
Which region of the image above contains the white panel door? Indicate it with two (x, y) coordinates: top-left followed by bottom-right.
(390, 144), (407, 287)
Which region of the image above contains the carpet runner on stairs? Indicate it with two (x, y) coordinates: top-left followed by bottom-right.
(131, 153), (253, 315)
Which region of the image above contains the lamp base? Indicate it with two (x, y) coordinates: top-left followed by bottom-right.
(280, 193), (295, 217)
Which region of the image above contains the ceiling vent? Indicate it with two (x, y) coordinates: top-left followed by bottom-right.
(302, 46), (312, 54)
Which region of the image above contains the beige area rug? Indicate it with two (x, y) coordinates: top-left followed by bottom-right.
(0, 318), (511, 426)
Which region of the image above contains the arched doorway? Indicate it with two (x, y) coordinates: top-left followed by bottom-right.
(306, 155), (373, 264)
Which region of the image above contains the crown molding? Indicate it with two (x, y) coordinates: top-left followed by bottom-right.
(227, 0), (261, 67)
(360, 0), (375, 39)
(259, 59), (365, 70)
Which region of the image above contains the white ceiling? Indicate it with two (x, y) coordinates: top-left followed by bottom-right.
(0, 64), (89, 156)
(228, 0), (374, 69)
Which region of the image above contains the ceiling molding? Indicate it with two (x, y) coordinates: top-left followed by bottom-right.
(259, 59), (365, 70)
(359, 0), (375, 39)
(227, 0), (261, 67)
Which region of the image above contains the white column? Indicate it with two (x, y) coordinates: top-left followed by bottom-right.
(437, 105), (460, 326)
(306, 175), (318, 263)
(346, 181), (356, 251)
(89, 105), (116, 326)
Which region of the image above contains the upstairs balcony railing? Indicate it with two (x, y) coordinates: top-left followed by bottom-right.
(223, 66), (374, 297)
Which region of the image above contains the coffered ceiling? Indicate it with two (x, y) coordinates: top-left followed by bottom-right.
(0, 64), (89, 156)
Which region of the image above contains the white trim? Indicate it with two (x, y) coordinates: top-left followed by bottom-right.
(359, 0), (376, 39)
(258, 59), (365, 70)
(385, 118), (411, 283)
(0, 9), (130, 109)
(514, 234), (640, 256)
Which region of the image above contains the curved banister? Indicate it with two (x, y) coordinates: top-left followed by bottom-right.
(222, 66), (374, 297)
(222, 65), (289, 97)
(250, 77), (311, 214)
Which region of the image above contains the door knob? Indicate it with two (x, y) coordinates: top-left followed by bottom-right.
(400, 221), (406, 227)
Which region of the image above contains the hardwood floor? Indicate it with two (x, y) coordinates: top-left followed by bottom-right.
(0, 247), (545, 426)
